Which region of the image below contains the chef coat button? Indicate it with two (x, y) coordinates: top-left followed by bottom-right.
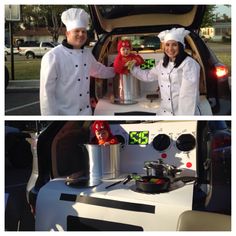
(80, 108), (82, 112)
(86, 77), (88, 80)
(87, 91), (89, 94)
(87, 105), (89, 108)
(80, 94), (82, 96)
(168, 98), (170, 100)
(168, 85), (170, 88)
(75, 65), (78, 67)
(81, 50), (83, 53)
(164, 110), (166, 113)
(78, 79), (80, 81)
(161, 85), (163, 87)
(84, 64), (86, 66)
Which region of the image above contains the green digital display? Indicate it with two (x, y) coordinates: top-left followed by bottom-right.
(140, 58), (155, 70)
(129, 131), (149, 145)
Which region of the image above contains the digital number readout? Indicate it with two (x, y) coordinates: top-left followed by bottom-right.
(129, 131), (149, 145)
(140, 59), (155, 70)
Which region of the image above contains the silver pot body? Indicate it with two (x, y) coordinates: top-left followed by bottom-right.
(144, 160), (180, 178)
(85, 144), (121, 186)
(145, 164), (167, 177)
(113, 73), (141, 104)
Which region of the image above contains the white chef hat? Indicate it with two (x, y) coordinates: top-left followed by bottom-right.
(158, 28), (190, 47)
(61, 8), (89, 31)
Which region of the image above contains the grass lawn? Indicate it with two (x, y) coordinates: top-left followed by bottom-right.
(5, 46), (231, 80)
(5, 59), (41, 80)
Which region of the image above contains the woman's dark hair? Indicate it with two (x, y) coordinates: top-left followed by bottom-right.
(162, 42), (189, 68)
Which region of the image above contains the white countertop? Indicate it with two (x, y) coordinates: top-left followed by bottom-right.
(36, 177), (195, 231)
(94, 96), (212, 115)
(94, 97), (160, 115)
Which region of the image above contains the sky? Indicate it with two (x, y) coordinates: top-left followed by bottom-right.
(215, 5), (231, 17)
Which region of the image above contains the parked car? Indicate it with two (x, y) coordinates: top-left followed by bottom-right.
(17, 41), (39, 47)
(5, 121), (34, 168)
(5, 44), (19, 56)
(200, 35), (210, 43)
(88, 5), (231, 115)
(18, 41), (56, 59)
(25, 120), (231, 231)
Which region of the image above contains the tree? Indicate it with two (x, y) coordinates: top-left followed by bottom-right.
(38, 5), (68, 42)
(14, 5), (89, 42)
(222, 13), (230, 22)
(201, 5), (217, 27)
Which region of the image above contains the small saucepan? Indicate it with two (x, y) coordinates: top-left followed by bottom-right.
(143, 160), (182, 178)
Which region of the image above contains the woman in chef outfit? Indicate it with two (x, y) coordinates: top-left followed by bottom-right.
(130, 28), (201, 115)
(40, 8), (115, 115)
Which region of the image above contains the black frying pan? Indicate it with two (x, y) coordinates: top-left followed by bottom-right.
(135, 176), (170, 193)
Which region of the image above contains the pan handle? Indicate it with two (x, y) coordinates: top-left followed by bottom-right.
(173, 176), (197, 183)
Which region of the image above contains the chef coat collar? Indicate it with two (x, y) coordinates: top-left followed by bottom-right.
(62, 39), (85, 50)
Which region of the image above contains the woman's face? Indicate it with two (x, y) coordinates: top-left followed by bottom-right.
(66, 28), (87, 49)
(164, 40), (179, 61)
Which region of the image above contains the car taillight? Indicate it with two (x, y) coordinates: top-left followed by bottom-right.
(211, 134), (231, 149)
(214, 64), (228, 79)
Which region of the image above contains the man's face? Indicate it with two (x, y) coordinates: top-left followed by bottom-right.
(66, 28), (87, 49)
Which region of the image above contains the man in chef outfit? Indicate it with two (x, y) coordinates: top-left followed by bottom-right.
(40, 8), (115, 115)
(129, 28), (201, 115)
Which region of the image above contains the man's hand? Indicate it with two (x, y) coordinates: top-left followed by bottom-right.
(90, 97), (97, 108)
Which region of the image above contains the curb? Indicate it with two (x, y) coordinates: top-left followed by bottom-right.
(6, 88), (39, 93)
(7, 80), (39, 91)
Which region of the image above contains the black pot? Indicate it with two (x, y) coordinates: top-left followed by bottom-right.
(135, 176), (170, 193)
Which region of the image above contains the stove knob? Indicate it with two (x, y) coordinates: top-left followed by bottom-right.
(176, 134), (196, 151)
(152, 134), (171, 151)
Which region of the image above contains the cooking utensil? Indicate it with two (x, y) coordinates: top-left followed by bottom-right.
(105, 174), (134, 189)
(144, 159), (181, 178)
(173, 176), (197, 183)
(85, 143), (121, 187)
(105, 173), (142, 189)
(105, 180), (123, 189)
(113, 73), (141, 104)
(136, 176), (170, 193)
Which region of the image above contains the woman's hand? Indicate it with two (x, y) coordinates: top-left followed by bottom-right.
(125, 60), (137, 71)
(103, 142), (110, 146)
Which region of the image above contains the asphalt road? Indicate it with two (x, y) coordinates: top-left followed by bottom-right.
(5, 89), (40, 115)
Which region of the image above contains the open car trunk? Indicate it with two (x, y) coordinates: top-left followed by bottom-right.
(89, 5), (206, 34)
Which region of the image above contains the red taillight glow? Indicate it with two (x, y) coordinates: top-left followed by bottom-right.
(211, 135), (231, 149)
(214, 64), (228, 79)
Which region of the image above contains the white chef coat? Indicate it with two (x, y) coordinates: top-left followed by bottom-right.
(131, 56), (201, 115)
(40, 44), (115, 115)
